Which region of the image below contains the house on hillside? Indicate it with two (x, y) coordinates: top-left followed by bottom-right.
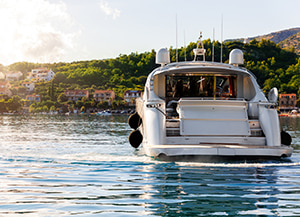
(64, 90), (89, 102)
(23, 94), (41, 113)
(0, 81), (12, 98)
(26, 94), (41, 102)
(28, 67), (55, 82)
(94, 90), (115, 105)
(124, 90), (142, 106)
(279, 93), (297, 112)
(0, 72), (5, 80)
(6, 71), (23, 81)
(21, 81), (35, 92)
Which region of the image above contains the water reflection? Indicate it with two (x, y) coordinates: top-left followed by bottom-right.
(136, 162), (299, 217)
(280, 116), (300, 149)
(280, 116), (300, 131)
(0, 115), (132, 160)
(0, 115), (299, 216)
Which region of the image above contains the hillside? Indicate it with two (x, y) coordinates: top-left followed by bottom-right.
(3, 34), (300, 112)
(247, 27), (300, 43)
(278, 31), (300, 54)
(227, 27), (300, 54)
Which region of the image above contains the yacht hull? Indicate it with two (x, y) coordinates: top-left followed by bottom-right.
(144, 143), (293, 159)
(128, 48), (294, 160)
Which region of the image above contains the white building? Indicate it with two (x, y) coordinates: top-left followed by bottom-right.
(6, 71), (23, 81)
(0, 72), (5, 80)
(0, 81), (12, 97)
(28, 68), (55, 82)
(21, 81), (35, 92)
(124, 90), (143, 105)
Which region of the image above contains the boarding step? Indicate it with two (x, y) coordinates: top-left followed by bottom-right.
(166, 119), (180, 136)
(166, 119), (180, 128)
(166, 128), (180, 136)
(166, 119), (264, 137)
(249, 120), (263, 137)
(166, 136), (266, 146)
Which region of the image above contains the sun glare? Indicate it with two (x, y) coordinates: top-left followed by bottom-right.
(0, 0), (75, 65)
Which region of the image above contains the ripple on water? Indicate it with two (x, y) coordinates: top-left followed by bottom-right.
(0, 115), (299, 216)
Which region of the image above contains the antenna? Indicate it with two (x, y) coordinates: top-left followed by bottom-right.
(220, 14), (223, 63)
(176, 14), (178, 62)
(193, 32), (206, 61)
(184, 30), (187, 61)
(212, 28), (215, 62)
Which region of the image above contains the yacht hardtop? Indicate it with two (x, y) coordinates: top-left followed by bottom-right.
(128, 36), (293, 160)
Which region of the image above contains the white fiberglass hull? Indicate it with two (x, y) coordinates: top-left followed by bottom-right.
(135, 97), (293, 159)
(143, 143), (293, 159)
(130, 57), (294, 160)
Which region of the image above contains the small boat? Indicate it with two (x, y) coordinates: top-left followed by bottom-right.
(97, 110), (112, 116)
(288, 110), (300, 117)
(128, 34), (293, 160)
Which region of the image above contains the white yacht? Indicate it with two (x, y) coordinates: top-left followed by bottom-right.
(128, 36), (293, 160)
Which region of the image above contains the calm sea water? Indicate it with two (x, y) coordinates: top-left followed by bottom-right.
(0, 115), (299, 217)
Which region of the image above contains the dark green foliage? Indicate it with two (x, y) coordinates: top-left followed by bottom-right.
(57, 93), (68, 103)
(4, 38), (300, 111)
(5, 96), (22, 112)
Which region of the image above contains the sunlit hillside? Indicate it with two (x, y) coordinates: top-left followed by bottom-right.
(279, 31), (300, 54)
(227, 27), (300, 54)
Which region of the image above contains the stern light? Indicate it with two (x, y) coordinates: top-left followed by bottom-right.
(156, 48), (170, 66)
(229, 49), (244, 66)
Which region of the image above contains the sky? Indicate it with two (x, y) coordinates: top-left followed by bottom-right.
(0, 0), (299, 66)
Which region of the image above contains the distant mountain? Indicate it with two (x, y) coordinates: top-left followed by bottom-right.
(278, 31), (300, 54)
(226, 27), (300, 54)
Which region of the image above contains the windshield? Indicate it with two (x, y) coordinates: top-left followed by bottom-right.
(166, 74), (237, 99)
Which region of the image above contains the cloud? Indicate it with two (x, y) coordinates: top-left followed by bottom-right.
(24, 31), (71, 62)
(99, 0), (120, 20)
(0, 0), (78, 65)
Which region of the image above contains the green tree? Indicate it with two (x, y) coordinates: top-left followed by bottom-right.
(57, 93), (68, 103)
(41, 105), (49, 112)
(29, 104), (36, 113)
(75, 100), (84, 109)
(0, 99), (7, 112)
(53, 72), (67, 84)
(6, 95), (22, 111)
(17, 87), (27, 98)
(50, 105), (56, 111)
(3, 37), (298, 108)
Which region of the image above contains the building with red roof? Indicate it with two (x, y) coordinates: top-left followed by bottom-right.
(64, 90), (89, 102)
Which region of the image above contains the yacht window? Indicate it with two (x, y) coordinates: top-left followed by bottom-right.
(166, 74), (237, 99)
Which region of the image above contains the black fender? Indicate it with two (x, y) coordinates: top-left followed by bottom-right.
(281, 131), (292, 146)
(128, 112), (142, 130)
(128, 129), (143, 148)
